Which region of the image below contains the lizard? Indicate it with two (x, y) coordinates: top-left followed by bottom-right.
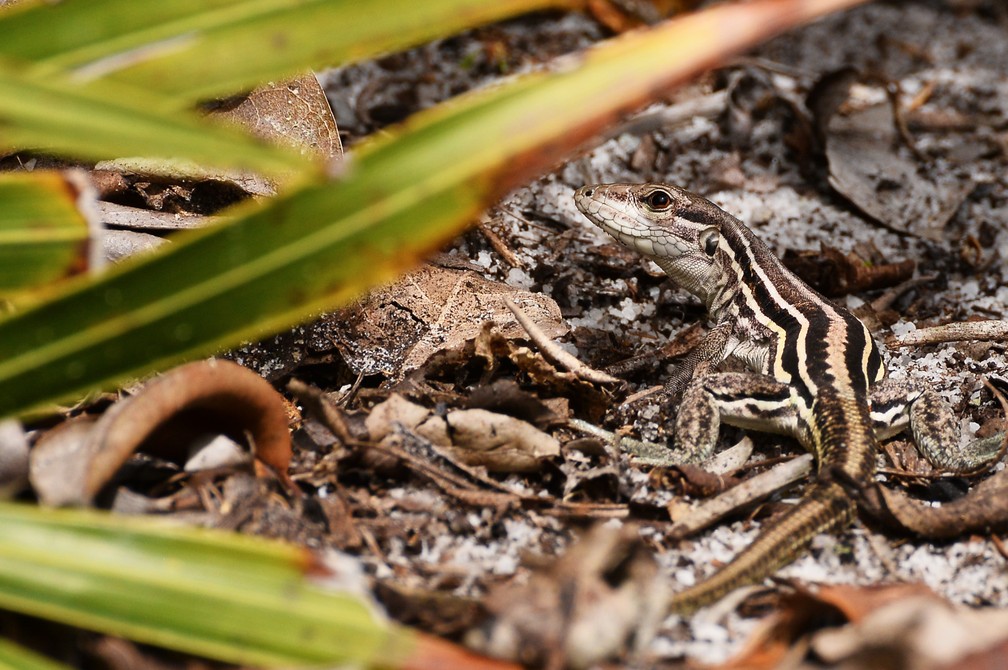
(573, 182), (1001, 614)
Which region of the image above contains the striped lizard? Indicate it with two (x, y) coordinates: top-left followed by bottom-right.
(574, 182), (1001, 613)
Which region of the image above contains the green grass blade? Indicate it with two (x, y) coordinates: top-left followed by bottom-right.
(0, 172), (92, 294)
(0, 639), (74, 670)
(0, 503), (413, 667)
(0, 61), (309, 177)
(0, 0), (866, 417)
(0, 0), (575, 103)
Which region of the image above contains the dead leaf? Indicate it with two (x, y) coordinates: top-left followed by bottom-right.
(465, 379), (565, 429)
(416, 409), (560, 473)
(207, 73), (342, 162)
(336, 265), (567, 378)
(365, 393), (431, 442)
(782, 243), (915, 297)
(813, 72), (973, 240)
(811, 591), (1008, 669)
(30, 359), (293, 506)
(365, 393), (558, 474)
(467, 525), (667, 668)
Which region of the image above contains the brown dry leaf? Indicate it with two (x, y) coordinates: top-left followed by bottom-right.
(30, 359), (293, 506)
(96, 73), (340, 217)
(870, 470), (1008, 539)
(815, 73), (972, 240)
(417, 408), (561, 473)
(471, 325), (609, 421)
(720, 583), (935, 669)
(724, 583), (1008, 670)
(466, 379), (566, 430)
(366, 394), (559, 473)
(782, 244), (915, 297)
(204, 72), (342, 196)
(337, 265), (567, 377)
(810, 590), (1008, 670)
(375, 581), (484, 637)
(208, 73), (342, 162)
(364, 393), (432, 442)
(467, 525), (667, 669)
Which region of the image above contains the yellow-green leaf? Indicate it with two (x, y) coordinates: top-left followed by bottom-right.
(0, 172), (93, 294)
(0, 0), (576, 104)
(0, 60), (310, 177)
(0, 503), (413, 667)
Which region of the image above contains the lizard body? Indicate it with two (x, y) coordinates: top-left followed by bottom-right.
(574, 183), (995, 612)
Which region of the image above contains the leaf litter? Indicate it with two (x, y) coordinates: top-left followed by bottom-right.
(12, 2), (1008, 668)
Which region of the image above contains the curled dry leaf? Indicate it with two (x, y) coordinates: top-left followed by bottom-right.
(417, 408), (560, 474)
(473, 324), (608, 421)
(365, 394), (560, 473)
(467, 525), (667, 669)
(364, 393), (431, 442)
(99, 74), (341, 202)
(30, 359), (292, 506)
(721, 583), (967, 669)
(204, 72), (342, 196)
(207, 73), (343, 163)
(782, 243), (915, 297)
(465, 379), (566, 430)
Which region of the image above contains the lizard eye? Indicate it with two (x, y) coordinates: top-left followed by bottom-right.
(644, 189), (672, 210)
(699, 228), (719, 256)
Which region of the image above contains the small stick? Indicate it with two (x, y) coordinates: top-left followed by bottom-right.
(870, 273), (937, 312)
(478, 212), (524, 269)
(667, 454), (814, 540)
(886, 319), (1008, 347)
(503, 297), (621, 384)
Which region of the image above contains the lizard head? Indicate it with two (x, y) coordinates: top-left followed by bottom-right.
(574, 183), (727, 302)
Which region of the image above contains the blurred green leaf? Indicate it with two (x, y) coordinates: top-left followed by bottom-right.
(0, 172), (92, 293)
(0, 62), (310, 176)
(0, 0), (575, 103)
(0, 503), (413, 667)
(0, 0), (866, 418)
(0, 638), (73, 670)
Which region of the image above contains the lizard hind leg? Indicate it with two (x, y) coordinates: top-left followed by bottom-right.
(870, 377), (1004, 473)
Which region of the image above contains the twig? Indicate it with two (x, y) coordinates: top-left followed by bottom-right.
(622, 384), (662, 405)
(478, 212), (524, 269)
(666, 454), (814, 540)
(569, 417), (685, 465)
(886, 319), (1008, 348)
(870, 273), (937, 312)
(992, 535), (1008, 561)
(504, 297), (621, 384)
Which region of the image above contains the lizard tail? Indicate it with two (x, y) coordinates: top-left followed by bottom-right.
(666, 481), (855, 614)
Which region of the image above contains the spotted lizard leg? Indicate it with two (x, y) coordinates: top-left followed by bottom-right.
(870, 377), (1004, 472)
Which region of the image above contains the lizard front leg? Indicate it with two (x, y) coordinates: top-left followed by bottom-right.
(674, 372), (799, 463)
(662, 322), (733, 400)
(870, 377), (1003, 472)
